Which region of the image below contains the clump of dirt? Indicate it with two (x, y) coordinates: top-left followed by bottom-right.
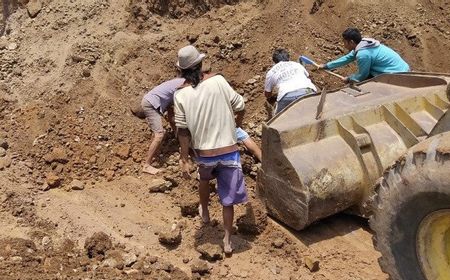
(236, 199), (268, 235)
(84, 232), (113, 258)
(310, 0), (325, 14)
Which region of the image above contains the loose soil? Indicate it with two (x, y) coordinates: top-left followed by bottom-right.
(1, 0), (449, 279)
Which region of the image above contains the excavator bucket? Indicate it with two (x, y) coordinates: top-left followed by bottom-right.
(257, 73), (450, 230)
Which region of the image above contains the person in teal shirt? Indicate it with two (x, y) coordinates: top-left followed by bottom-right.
(319, 28), (410, 82)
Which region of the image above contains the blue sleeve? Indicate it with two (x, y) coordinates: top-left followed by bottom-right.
(349, 52), (372, 82)
(325, 51), (356, 69)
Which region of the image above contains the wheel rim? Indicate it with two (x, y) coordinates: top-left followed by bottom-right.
(417, 209), (450, 280)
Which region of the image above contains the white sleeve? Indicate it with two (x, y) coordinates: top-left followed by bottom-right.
(299, 64), (309, 77)
(264, 71), (274, 92)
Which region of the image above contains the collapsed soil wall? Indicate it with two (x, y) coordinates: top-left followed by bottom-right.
(130, 0), (252, 19)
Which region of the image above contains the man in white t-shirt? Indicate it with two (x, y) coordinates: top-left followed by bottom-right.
(265, 49), (317, 114)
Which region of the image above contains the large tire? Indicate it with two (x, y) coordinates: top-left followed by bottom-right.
(370, 132), (450, 280)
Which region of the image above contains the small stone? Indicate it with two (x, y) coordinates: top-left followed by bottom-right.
(70, 179), (85, 190)
(304, 257), (320, 272)
(10, 256), (23, 263)
(124, 233), (133, 238)
(122, 252), (137, 267)
(124, 269), (139, 275)
(146, 255), (158, 264)
(246, 78), (257, 85)
(105, 170), (115, 181)
(148, 179), (173, 193)
(27, 0), (43, 18)
(158, 228), (181, 246)
(43, 147), (68, 164)
(272, 238), (285, 249)
(114, 144), (131, 160)
(190, 260), (209, 275)
(7, 43), (18, 50)
(0, 156), (12, 170)
(46, 172), (61, 189)
(82, 69), (91, 78)
(102, 257), (119, 269)
(0, 147), (6, 157)
(196, 243), (223, 261)
(42, 236), (52, 248)
(153, 260), (173, 272)
(0, 139), (8, 150)
(182, 257), (190, 264)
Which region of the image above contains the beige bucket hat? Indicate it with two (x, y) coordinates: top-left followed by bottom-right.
(176, 45), (206, 70)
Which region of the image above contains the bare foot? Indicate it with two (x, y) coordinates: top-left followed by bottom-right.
(142, 164), (161, 175)
(223, 238), (233, 254)
(198, 205), (210, 224)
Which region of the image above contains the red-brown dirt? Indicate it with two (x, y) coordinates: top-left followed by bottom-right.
(1, 0), (449, 279)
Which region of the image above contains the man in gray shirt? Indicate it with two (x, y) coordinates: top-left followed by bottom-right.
(140, 78), (185, 174)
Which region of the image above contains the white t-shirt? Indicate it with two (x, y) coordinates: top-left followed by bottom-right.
(174, 75), (245, 150)
(265, 61), (317, 101)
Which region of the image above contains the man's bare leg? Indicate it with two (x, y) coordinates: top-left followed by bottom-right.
(242, 138), (262, 162)
(198, 179), (211, 223)
(142, 131), (165, 175)
(223, 205), (234, 254)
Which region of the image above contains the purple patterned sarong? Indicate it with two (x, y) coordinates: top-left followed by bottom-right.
(196, 151), (247, 206)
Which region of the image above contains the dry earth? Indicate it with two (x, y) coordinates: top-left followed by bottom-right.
(1, 0), (449, 279)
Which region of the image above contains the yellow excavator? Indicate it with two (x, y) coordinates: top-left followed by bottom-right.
(258, 73), (450, 280)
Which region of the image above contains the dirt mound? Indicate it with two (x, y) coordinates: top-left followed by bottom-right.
(84, 232), (113, 258)
(130, 0), (243, 19)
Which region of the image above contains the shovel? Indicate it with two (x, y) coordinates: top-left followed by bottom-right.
(299, 55), (347, 81)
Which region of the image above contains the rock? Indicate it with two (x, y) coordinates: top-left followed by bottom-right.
(84, 232), (113, 258)
(148, 179), (173, 193)
(46, 172), (61, 188)
(102, 257), (119, 268)
(146, 255), (158, 264)
(196, 243), (223, 261)
(304, 257), (320, 272)
(158, 228), (181, 246)
(43, 147), (68, 164)
(0, 147), (6, 157)
(7, 43), (18, 50)
(124, 269), (139, 275)
(82, 69), (91, 77)
(246, 78), (257, 85)
(41, 236), (52, 248)
(103, 250), (124, 269)
(115, 144), (131, 160)
(105, 170), (115, 181)
(10, 256), (23, 263)
(27, 0), (43, 18)
(70, 179), (85, 190)
(190, 260), (209, 275)
(0, 139), (8, 150)
(153, 260), (174, 272)
(124, 233), (133, 238)
(123, 252), (137, 267)
(0, 156), (12, 170)
(179, 200), (198, 217)
(272, 238), (285, 249)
